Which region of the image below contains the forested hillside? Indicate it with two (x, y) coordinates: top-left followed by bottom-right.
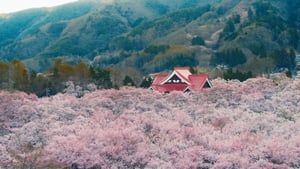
(0, 0), (299, 78)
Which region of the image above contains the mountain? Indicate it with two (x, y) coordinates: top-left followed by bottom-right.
(0, 0), (299, 75)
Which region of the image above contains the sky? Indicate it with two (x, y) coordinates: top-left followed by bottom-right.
(0, 0), (78, 14)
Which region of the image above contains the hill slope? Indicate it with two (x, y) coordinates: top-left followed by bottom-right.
(0, 0), (299, 74)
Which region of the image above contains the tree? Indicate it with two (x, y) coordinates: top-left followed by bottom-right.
(29, 73), (51, 97)
(144, 45), (170, 55)
(10, 59), (29, 91)
(289, 29), (299, 48)
(123, 75), (135, 86)
(223, 69), (253, 81)
(139, 77), (153, 88)
(2, 76), (300, 169)
(191, 36), (205, 46)
(271, 48), (296, 70)
(45, 59), (96, 95)
(223, 19), (235, 33)
(90, 67), (112, 89)
(248, 8), (254, 20)
(232, 14), (241, 24)
(189, 66), (197, 74)
(258, 45), (267, 58)
(211, 48), (247, 67)
(0, 61), (9, 89)
(73, 61), (91, 86)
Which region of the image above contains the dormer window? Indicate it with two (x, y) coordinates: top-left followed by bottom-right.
(165, 74), (187, 84)
(151, 67), (212, 92)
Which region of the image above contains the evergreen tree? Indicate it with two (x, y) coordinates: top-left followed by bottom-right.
(90, 67), (112, 89)
(248, 8), (254, 20)
(224, 69), (253, 82)
(123, 75), (135, 86)
(232, 14), (241, 24)
(289, 29), (299, 48)
(271, 48), (296, 70)
(211, 48), (247, 67)
(191, 36), (205, 46)
(223, 19), (235, 33)
(140, 77), (153, 88)
(0, 61), (9, 89)
(259, 45), (267, 58)
(189, 66), (198, 74)
(10, 59), (29, 91)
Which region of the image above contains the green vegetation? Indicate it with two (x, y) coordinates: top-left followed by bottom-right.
(0, 59), (29, 91)
(0, 59), (115, 97)
(42, 1), (96, 22)
(288, 28), (299, 48)
(248, 8), (254, 20)
(252, 1), (286, 30)
(191, 36), (205, 46)
(286, 0), (300, 25)
(223, 19), (235, 33)
(130, 4), (211, 37)
(232, 14), (241, 24)
(211, 48), (247, 67)
(145, 1), (169, 15)
(270, 48), (296, 70)
(0, 0), (299, 77)
(164, 53), (198, 71)
(95, 52), (131, 67)
(43, 36), (87, 56)
(143, 47), (199, 73)
(123, 75), (135, 86)
(90, 67), (112, 89)
(91, 16), (127, 36)
(224, 69), (253, 82)
(220, 18), (237, 41)
(0, 60), (24, 90)
(144, 45), (170, 55)
(189, 66), (198, 74)
(139, 76), (153, 88)
(0, 9), (47, 43)
(47, 22), (67, 36)
(113, 37), (143, 51)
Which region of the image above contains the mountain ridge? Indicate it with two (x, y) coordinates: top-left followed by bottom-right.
(0, 0), (299, 76)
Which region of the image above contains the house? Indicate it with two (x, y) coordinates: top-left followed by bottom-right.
(150, 67), (212, 93)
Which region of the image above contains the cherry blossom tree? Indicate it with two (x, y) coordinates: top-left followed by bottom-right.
(1, 76), (300, 168)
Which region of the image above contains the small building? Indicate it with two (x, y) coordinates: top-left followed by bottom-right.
(150, 67), (212, 93)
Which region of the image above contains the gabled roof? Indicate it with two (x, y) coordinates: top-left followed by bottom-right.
(160, 67), (192, 84)
(152, 74), (168, 85)
(188, 74), (212, 91)
(174, 67), (192, 81)
(150, 67), (212, 93)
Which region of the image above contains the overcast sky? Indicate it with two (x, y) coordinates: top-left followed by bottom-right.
(0, 0), (78, 14)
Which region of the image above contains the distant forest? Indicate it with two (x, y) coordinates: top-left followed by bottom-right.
(1, 50), (296, 97)
(0, 59), (153, 97)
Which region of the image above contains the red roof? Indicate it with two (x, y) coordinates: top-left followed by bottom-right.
(151, 67), (212, 93)
(173, 67), (192, 83)
(188, 74), (210, 91)
(152, 74), (168, 85)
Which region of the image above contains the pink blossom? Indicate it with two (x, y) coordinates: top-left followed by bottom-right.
(1, 77), (300, 168)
